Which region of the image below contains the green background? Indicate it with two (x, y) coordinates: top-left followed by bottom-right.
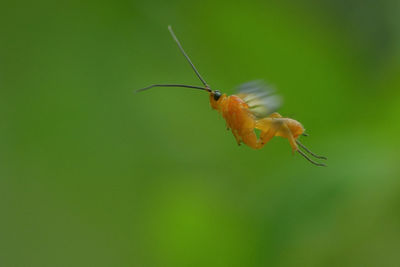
(1, 0), (400, 266)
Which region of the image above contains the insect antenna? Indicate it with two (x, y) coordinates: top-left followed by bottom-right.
(297, 149), (327, 167)
(168, 25), (210, 89)
(136, 84), (211, 93)
(296, 140), (327, 160)
(136, 26), (212, 94)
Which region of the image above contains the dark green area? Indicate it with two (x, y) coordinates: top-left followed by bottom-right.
(1, 0), (400, 266)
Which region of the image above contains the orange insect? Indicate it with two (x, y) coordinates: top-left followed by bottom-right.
(137, 26), (327, 166)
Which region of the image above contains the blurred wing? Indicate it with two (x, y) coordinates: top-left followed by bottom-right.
(236, 80), (282, 118)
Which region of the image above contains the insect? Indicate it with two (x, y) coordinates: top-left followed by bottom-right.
(137, 26), (327, 166)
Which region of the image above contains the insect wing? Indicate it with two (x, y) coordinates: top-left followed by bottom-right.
(236, 80), (282, 118)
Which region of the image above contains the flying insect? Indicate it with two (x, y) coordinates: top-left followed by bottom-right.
(137, 26), (327, 166)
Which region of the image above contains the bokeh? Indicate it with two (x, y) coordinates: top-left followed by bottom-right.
(1, 0), (400, 266)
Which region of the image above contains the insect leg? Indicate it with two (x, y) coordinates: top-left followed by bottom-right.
(260, 128), (276, 146)
(278, 123), (298, 153)
(231, 129), (242, 146)
(255, 118), (282, 147)
(296, 140), (327, 160)
(241, 130), (261, 149)
(258, 118), (299, 153)
(297, 150), (327, 167)
(269, 112), (283, 118)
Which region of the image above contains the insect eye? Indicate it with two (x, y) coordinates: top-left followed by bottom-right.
(213, 90), (222, 101)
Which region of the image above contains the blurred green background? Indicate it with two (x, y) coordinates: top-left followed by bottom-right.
(1, 0), (400, 266)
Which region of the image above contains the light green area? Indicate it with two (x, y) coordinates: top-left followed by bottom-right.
(1, 0), (400, 266)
